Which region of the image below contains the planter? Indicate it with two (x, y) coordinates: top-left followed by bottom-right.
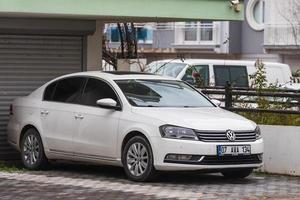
(117, 59), (147, 72)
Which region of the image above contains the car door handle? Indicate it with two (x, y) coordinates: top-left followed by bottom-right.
(74, 114), (84, 119)
(41, 110), (49, 115)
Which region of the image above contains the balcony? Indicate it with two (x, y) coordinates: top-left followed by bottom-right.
(264, 24), (300, 52)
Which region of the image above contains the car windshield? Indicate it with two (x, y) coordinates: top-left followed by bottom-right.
(115, 79), (214, 107)
(150, 62), (187, 78)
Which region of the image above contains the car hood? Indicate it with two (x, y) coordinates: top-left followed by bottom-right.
(131, 107), (256, 131)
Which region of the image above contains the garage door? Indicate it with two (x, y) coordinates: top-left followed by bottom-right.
(0, 35), (84, 160)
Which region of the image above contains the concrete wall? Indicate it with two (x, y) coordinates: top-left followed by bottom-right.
(87, 20), (103, 71)
(240, 0), (264, 55)
(260, 125), (300, 176)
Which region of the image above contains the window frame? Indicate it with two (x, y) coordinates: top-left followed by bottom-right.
(183, 21), (214, 44)
(213, 65), (249, 88)
(246, 0), (265, 31)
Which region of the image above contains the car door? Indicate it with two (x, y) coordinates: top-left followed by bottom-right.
(73, 78), (121, 160)
(40, 76), (86, 156)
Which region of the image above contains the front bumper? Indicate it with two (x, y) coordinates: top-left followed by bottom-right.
(151, 137), (264, 171)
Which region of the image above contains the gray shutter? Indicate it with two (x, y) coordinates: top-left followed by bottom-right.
(0, 35), (83, 160)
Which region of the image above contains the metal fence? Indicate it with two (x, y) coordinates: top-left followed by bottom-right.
(199, 83), (300, 115)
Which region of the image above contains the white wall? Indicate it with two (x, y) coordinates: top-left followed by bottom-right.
(259, 125), (300, 176)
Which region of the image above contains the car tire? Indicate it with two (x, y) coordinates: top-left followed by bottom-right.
(122, 136), (156, 182)
(20, 128), (49, 170)
(221, 168), (253, 179)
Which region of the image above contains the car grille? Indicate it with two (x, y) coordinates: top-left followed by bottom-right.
(200, 154), (262, 165)
(195, 130), (257, 142)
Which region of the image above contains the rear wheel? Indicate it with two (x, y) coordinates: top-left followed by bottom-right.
(221, 168), (253, 179)
(20, 128), (49, 170)
(122, 136), (156, 182)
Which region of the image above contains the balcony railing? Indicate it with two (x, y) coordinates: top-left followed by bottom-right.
(264, 24), (300, 47)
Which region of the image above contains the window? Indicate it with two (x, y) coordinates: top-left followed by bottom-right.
(246, 0), (265, 31)
(184, 22), (197, 41)
(115, 79), (214, 108)
(200, 21), (213, 41)
(136, 26), (153, 44)
(52, 77), (85, 103)
(43, 82), (57, 101)
(183, 21), (213, 43)
(182, 65), (209, 86)
(154, 63), (187, 78)
(214, 66), (248, 87)
(107, 24), (153, 44)
(109, 26), (121, 42)
(81, 78), (118, 107)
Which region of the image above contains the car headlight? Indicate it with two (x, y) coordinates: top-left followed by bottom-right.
(255, 126), (262, 139)
(160, 125), (198, 141)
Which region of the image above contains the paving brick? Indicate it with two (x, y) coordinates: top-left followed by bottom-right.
(0, 164), (300, 199)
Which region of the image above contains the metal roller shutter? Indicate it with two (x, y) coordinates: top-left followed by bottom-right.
(0, 35), (83, 160)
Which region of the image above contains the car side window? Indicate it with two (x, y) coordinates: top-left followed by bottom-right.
(52, 77), (85, 103)
(44, 81), (57, 101)
(81, 78), (119, 107)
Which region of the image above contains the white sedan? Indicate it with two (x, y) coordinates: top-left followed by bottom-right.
(7, 71), (263, 181)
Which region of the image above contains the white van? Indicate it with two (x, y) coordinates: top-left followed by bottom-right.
(147, 59), (299, 89)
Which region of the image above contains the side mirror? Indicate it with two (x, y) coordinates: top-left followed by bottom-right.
(96, 98), (121, 110)
(211, 99), (221, 107)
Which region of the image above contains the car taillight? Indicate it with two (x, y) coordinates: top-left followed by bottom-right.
(9, 104), (13, 115)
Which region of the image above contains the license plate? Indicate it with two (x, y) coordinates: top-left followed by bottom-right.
(217, 145), (251, 156)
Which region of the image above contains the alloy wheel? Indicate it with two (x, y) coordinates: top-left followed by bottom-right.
(23, 134), (40, 165)
(126, 142), (149, 177)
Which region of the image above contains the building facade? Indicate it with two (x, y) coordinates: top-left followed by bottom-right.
(105, 0), (300, 72)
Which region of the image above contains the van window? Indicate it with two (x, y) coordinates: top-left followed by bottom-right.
(154, 63), (187, 78)
(182, 65), (209, 86)
(214, 65), (248, 87)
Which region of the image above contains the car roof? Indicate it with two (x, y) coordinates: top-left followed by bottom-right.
(153, 59), (289, 67)
(59, 71), (178, 81)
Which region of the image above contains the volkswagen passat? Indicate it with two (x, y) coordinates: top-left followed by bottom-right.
(7, 71), (263, 181)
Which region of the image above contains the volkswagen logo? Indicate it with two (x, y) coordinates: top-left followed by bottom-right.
(226, 130), (236, 142)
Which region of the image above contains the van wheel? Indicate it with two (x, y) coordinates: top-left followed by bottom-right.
(20, 128), (49, 170)
(221, 168), (253, 179)
(122, 136), (156, 182)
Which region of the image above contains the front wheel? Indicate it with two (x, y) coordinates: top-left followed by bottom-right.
(221, 168), (253, 179)
(122, 136), (156, 182)
(20, 128), (49, 170)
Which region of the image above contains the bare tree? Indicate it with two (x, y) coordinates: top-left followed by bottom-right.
(276, 0), (300, 47)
